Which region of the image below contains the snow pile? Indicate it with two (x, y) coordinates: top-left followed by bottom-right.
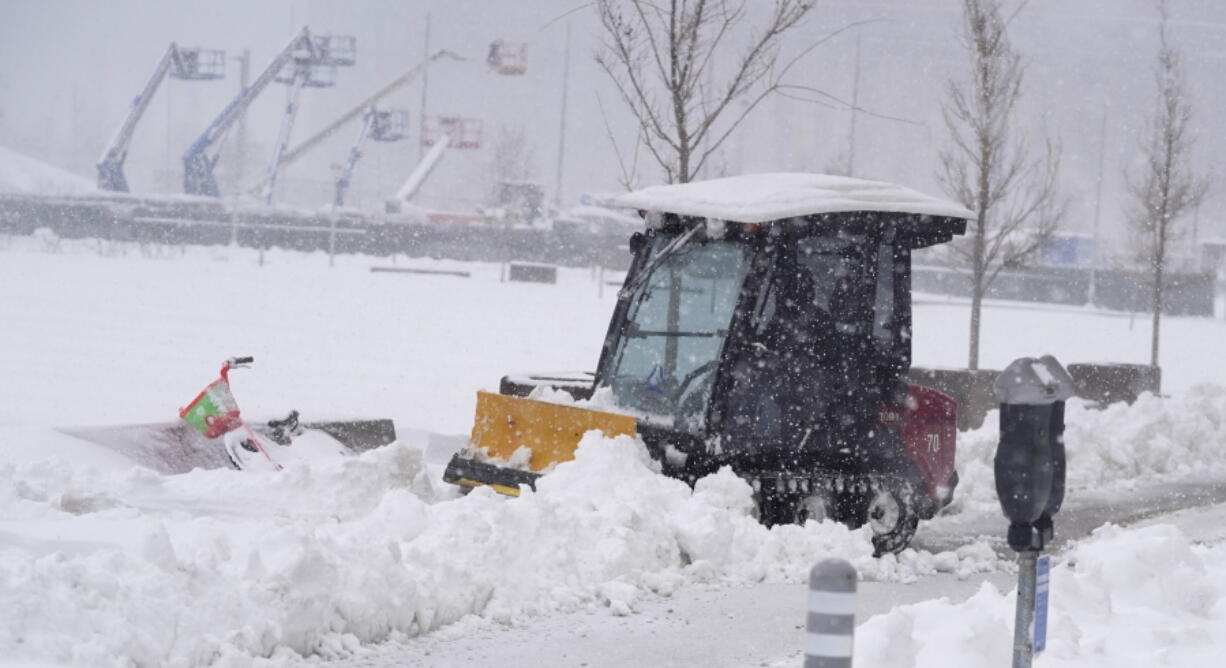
(853, 522), (1226, 667)
(0, 432), (999, 666)
(948, 386), (1226, 514)
(0, 145), (94, 195)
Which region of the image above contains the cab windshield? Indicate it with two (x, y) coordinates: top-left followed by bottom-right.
(605, 231), (751, 432)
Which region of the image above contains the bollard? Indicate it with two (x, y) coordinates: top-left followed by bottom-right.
(805, 558), (857, 668)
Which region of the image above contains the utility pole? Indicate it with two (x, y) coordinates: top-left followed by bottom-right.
(554, 22), (572, 207)
(418, 13), (432, 164)
(222, 49), (251, 196)
(70, 85), (82, 173)
(228, 49), (251, 246)
(234, 49), (251, 193)
(1089, 106), (1108, 306)
(846, 31), (862, 178)
(1192, 200), (1201, 244)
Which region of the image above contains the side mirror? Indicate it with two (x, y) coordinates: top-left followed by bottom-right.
(629, 231), (647, 254)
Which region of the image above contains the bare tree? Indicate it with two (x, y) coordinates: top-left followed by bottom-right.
(1127, 1), (1210, 371)
(487, 125), (538, 197)
(486, 125), (544, 225)
(937, 0), (1064, 370)
(595, 0), (815, 184)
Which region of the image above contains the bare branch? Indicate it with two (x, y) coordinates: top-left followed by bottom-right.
(595, 0), (816, 182)
(596, 2), (679, 151)
(775, 84), (924, 126)
(936, 0), (1063, 369)
(596, 92), (639, 190)
(1125, 0), (1210, 366)
(692, 17), (880, 149)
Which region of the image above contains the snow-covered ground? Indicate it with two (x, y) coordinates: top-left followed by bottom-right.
(2, 234), (1225, 435)
(2, 236), (1226, 666)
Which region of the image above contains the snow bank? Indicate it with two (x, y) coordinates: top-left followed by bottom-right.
(852, 522), (1226, 667)
(0, 432), (999, 666)
(0, 145), (94, 195)
(948, 386), (1226, 514)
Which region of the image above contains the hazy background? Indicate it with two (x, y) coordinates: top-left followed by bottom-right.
(0, 0), (1222, 242)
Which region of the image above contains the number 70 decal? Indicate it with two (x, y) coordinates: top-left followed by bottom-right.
(925, 433), (941, 453)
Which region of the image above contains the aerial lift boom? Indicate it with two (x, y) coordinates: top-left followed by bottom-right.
(247, 49), (461, 197)
(385, 116), (480, 212)
(97, 43), (224, 192)
(387, 131), (451, 210)
(182, 28), (325, 197)
(333, 107), (408, 208)
(260, 67), (309, 204)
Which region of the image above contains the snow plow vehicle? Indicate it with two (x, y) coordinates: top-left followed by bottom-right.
(444, 173), (973, 553)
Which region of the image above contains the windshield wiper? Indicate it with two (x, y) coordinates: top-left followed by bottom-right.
(618, 225), (703, 300)
(628, 328), (726, 338)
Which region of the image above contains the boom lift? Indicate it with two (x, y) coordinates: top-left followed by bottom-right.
(97, 43), (224, 192)
(385, 116), (482, 212)
(246, 50), (463, 198)
(332, 107), (409, 208)
(385, 127), (451, 213)
(486, 40), (527, 75)
(443, 173), (973, 554)
(182, 28), (354, 199)
(262, 34), (356, 203)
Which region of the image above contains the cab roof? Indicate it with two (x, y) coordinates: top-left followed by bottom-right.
(613, 173), (975, 224)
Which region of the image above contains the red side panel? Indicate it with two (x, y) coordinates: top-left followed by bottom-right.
(902, 384), (958, 504)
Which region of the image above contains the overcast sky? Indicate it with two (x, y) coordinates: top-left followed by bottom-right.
(1, 0), (1222, 241)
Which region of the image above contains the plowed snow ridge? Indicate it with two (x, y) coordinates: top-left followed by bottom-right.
(2, 432), (998, 665)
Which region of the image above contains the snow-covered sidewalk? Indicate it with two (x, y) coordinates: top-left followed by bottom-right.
(773, 506), (1226, 668)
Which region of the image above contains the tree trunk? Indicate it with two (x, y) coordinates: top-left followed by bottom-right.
(1150, 118), (1176, 376)
(968, 146), (990, 371)
(969, 278), (983, 371)
(678, 140), (691, 183)
(1150, 231), (1166, 371)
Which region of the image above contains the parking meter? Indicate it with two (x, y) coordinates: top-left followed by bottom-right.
(993, 355), (1074, 552)
(995, 355), (1074, 668)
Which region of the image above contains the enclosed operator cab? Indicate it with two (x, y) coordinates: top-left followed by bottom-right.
(444, 173), (971, 554)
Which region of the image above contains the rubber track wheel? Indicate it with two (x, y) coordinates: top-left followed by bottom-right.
(869, 482), (919, 557)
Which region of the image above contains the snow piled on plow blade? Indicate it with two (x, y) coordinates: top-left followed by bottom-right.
(0, 432), (998, 666)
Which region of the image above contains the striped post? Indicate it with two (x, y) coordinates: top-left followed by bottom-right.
(805, 558), (857, 668)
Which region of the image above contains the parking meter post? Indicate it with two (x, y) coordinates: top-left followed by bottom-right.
(1012, 550), (1038, 668)
(993, 355), (1074, 668)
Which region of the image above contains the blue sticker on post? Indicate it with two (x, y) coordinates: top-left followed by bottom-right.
(1033, 555), (1051, 653)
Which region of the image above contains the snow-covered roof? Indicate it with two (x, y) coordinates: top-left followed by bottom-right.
(613, 173), (974, 224)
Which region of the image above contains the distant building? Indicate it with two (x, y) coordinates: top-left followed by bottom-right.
(1038, 233), (1094, 268)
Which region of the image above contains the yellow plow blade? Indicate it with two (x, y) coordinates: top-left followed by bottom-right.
(469, 391), (637, 471)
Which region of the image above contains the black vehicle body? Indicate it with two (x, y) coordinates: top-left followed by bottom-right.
(445, 176), (968, 553)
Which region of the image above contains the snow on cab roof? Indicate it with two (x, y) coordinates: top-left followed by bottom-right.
(613, 173), (974, 224)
